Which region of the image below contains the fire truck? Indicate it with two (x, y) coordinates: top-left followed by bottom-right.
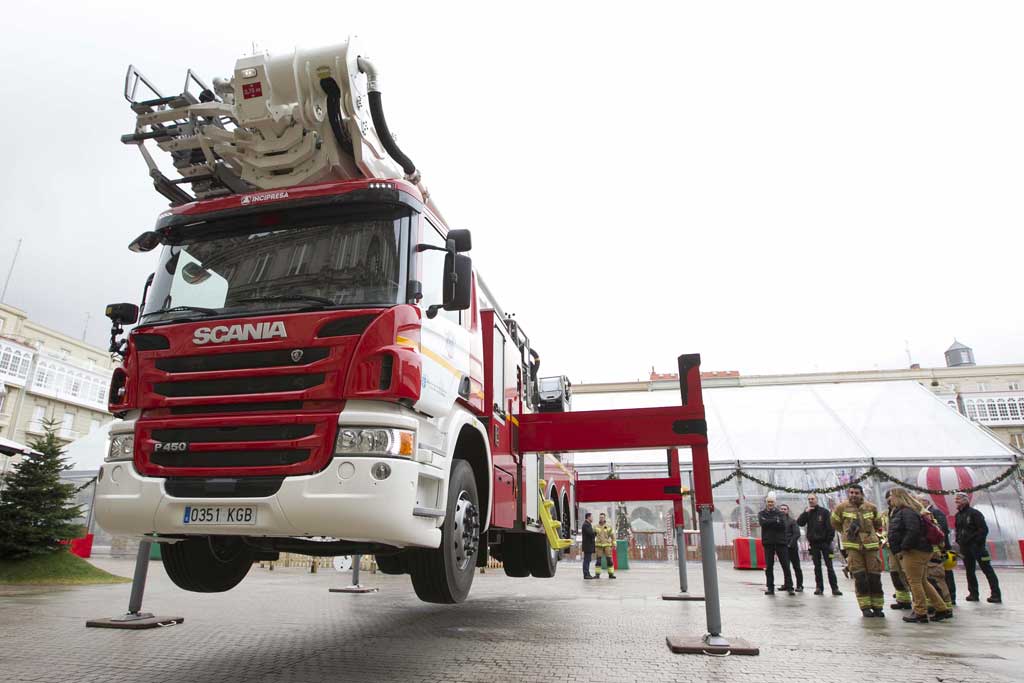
(94, 39), (574, 604)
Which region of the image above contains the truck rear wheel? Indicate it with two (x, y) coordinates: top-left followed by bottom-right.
(408, 460), (480, 603)
(527, 532), (557, 578)
(161, 536), (254, 593)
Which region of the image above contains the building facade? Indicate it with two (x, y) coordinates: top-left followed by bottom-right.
(0, 303), (115, 452)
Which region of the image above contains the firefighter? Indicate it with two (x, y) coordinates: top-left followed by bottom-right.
(831, 484), (885, 617)
(882, 490), (912, 610)
(954, 492), (1001, 603)
(594, 512), (617, 579)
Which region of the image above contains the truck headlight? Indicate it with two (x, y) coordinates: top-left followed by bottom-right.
(107, 433), (134, 462)
(334, 427), (414, 457)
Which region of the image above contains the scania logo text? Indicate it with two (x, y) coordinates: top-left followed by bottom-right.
(193, 321), (288, 345)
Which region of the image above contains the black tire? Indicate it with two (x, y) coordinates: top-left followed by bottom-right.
(528, 531), (557, 578)
(161, 536), (254, 593)
(501, 533), (530, 577)
(408, 460), (481, 603)
(375, 551), (409, 575)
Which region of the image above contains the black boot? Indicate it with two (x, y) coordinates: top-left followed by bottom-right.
(987, 594), (1002, 603)
(861, 608), (875, 618)
(965, 594), (980, 602)
(872, 608), (885, 618)
(902, 613), (929, 623)
(890, 601), (911, 610)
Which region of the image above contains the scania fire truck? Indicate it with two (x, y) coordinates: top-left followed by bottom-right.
(95, 39), (574, 604)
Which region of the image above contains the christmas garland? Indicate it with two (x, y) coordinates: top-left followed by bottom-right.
(675, 462), (1021, 497)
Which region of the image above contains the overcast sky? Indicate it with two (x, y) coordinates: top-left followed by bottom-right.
(1, 1), (1022, 382)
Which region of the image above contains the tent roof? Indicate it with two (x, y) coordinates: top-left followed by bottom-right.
(630, 518), (660, 532)
(572, 380), (1016, 465)
(0, 436), (41, 457)
(63, 422), (112, 472)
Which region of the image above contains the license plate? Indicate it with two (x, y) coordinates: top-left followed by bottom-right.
(182, 505), (257, 525)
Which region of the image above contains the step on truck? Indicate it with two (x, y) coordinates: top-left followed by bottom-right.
(96, 39), (574, 604)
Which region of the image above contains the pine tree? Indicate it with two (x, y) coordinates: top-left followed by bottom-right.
(615, 501), (631, 540)
(0, 420), (83, 559)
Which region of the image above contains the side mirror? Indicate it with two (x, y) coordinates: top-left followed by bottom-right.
(105, 303), (139, 326)
(446, 229), (472, 253)
(442, 253), (473, 311)
(129, 231), (162, 253)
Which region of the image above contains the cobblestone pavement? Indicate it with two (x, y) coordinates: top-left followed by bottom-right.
(1, 557), (1020, 683)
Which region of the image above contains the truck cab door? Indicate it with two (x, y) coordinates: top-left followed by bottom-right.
(414, 218), (470, 418)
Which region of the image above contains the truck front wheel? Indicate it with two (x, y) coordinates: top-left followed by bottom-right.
(408, 460), (480, 604)
(161, 536), (254, 593)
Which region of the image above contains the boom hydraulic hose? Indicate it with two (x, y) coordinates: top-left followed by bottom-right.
(357, 57), (420, 183)
(319, 77), (354, 157)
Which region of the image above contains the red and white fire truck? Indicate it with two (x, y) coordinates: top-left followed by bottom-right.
(95, 39), (574, 604)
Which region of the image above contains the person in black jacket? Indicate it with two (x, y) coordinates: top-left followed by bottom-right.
(581, 513), (596, 579)
(797, 494), (841, 596)
(779, 504), (803, 592)
(888, 488), (950, 623)
(954, 492), (1001, 603)
(758, 496), (794, 595)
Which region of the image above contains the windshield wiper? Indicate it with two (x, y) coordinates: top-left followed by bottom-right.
(231, 294), (336, 307)
(145, 305), (221, 317)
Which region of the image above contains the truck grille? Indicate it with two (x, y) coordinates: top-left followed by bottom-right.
(152, 449), (311, 468)
(153, 374), (325, 397)
(136, 413), (337, 478)
(155, 347), (329, 373)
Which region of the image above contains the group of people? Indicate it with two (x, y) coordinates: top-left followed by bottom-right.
(759, 485), (1003, 623)
(580, 512), (617, 579)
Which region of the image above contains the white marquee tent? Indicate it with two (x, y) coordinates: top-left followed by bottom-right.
(572, 380), (1024, 564)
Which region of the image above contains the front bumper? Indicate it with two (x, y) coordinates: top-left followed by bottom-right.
(95, 406), (447, 549)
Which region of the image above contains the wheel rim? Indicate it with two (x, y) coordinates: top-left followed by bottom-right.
(452, 490), (480, 572)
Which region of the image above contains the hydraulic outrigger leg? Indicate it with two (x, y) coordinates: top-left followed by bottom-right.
(86, 540), (184, 629)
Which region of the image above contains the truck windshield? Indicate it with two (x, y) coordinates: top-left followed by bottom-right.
(142, 209), (411, 324)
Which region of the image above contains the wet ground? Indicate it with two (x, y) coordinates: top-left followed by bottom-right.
(1, 556), (1020, 682)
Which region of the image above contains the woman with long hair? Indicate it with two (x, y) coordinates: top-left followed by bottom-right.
(886, 488), (951, 623)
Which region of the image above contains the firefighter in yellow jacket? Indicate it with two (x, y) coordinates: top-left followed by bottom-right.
(594, 513), (617, 579)
(831, 484), (885, 617)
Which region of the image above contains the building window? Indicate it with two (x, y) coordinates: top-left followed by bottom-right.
(0, 392), (5, 414)
(60, 412), (74, 438)
(965, 400), (977, 420)
(248, 253), (272, 283)
(30, 406), (46, 431)
(287, 244), (309, 276)
(1008, 399), (1021, 420)
(977, 383), (988, 392)
(997, 400), (1009, 420)
(0, 347), (10, 372)
(89, 418), (101, 434)
(1010, 382), (1022, 391)
(1011, 433), (1024, 450)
